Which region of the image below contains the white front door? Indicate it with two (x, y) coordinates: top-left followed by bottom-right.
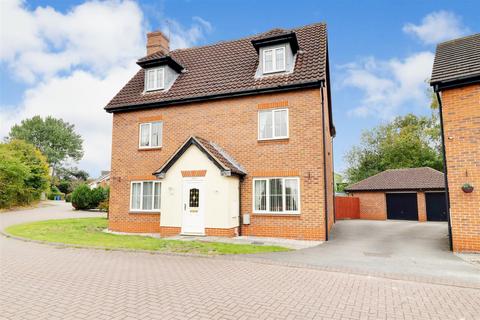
(181, 180), (205, 235)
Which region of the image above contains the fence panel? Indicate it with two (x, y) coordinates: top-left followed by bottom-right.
(335, 196), (360, 219)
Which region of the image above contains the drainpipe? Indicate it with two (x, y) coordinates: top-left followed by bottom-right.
(434, 86), (453, 251)
(238, 177), (242, 236)
(320, 83), (329, 241)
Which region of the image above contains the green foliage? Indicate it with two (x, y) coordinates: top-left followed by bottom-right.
(8, 116), (84, 174)
(345, 113), (443, 183)
(98, 200), (109, 212)
(71, 184), (92, 210)
(0, 140), (50, 208)
(71, 185), (108, 210)
(334, 173), (348, 193)
(65, 193), (72, 203)
(54, 167), (90, 195)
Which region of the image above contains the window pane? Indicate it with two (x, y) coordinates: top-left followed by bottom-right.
(156, 68), (164, 89)
(254, 180), (267, 211)
(259, 111), (273, 139)
(285, 179), (299, 211)
(264, 50), (273, 73)
(147, 70), (155, 90)
(189, 188), (199, 208)
(131, 183), (141, 210)
(269, 179), (283, 212)
(140, 123), (150, 147)
(151, 122), (162, 147)
(275, 47), (285, 70)
(153, 182), (161, 210)
(142, 182), (153, 210)
(274, 110), (288, 137)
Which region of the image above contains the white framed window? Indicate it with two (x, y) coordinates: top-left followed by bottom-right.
(258, 108), (289, 140)
(139, 121), (163, 148)
(145, 67), (165, 91)
(130, 181), (161, 212)
(263, 46), (286, 74)
(253, 177), (300, 214)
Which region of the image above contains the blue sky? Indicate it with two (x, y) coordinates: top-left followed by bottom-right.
(1, 0), (479, 177)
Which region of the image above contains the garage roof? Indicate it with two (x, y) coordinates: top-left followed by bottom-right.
(345, 167), (445, 192)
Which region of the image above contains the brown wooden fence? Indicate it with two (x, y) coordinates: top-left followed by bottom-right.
(335, 196), (360, 220)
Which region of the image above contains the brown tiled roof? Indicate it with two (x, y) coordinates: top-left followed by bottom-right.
(153, 136), (246, 177)
(345, 168), (445, 192)
(105, 23), (327, 111)
(431, 33), (480, 87)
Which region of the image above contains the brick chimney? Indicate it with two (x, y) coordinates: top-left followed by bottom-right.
(146, 31), (169, 56)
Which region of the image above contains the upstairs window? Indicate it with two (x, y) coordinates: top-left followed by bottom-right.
(263, 46), (286, 74)
(258, 108), (288, 140)
(139, 121), (163, 148)
(145, 67), (165, 91)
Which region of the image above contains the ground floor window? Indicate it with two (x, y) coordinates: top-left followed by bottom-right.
(130, 181), (161, 211)
(253, 177), (299, 214)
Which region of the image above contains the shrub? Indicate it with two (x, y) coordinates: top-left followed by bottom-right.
(71, 185), (108, 210)
(98, 200), (109, 212)
(90, 186), (108, 208)
(0, 140), (50, 208)
(71, 184), (92, 210)
(65, 193), (72, 202)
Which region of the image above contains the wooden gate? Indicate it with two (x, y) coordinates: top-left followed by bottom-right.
(335, 196), (360, 220)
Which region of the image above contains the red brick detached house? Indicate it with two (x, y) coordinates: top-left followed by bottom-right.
(104, 23), (335, 240)
(431, 33), (480, 252)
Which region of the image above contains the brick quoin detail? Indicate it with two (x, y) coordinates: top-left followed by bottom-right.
(442, 84), (480, 252)
(109, 88), (334, 240)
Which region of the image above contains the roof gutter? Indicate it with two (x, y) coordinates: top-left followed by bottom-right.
(105, 80), (324, 113)
(320, 83), (329, 241)
(433, 85), (453, 251)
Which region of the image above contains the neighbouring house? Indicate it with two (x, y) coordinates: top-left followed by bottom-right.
(430, 33), (480, 252)
(104, 23), (335, 240)
(89, 171), (110, 189)
(345, 168), (447, 222)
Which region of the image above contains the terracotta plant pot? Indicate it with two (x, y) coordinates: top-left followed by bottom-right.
(462, 184), (474, 193)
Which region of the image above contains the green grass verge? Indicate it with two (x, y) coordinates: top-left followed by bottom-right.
(5, 218), (290, 255)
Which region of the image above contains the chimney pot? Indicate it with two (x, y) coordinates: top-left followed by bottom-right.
(146, 31), (169, 56)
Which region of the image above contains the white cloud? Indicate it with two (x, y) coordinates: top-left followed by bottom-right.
(162, 16), (213, 49)
(341, 51), (434, 119)
(0, 0), (214, 177)
(403, 11), (469, 45)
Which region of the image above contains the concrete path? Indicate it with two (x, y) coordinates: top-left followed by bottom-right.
(249, 219), (480, 286)
(1, 202), (480, 319)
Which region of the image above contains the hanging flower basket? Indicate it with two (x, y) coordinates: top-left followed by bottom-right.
(462, 183), (474, 193)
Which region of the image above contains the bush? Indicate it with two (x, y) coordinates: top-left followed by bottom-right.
(71, 185), (108, 210)
(0, 140), (50, 208)
(98, 200), (109, 212)
(65, 193), (72, 202)
(90, 186), (108, 208)
(71, 184), (92, 210)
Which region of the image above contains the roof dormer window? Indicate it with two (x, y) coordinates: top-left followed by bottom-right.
(145, 67), (165, 91)
(263, 46), (286, 74)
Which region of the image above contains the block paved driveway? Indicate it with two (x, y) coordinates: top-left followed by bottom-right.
(1, 202), (480, 320)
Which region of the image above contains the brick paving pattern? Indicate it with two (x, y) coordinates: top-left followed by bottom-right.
(1, 202), (479, 319)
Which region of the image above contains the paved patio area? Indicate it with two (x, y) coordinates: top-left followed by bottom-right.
(1, 202), (479, 319)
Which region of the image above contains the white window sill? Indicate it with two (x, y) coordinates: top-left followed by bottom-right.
(257, 137), (289, 141)
(138, 146), (162, 150)
(129, 211), (161, 214)
(253, 212), (300, 216)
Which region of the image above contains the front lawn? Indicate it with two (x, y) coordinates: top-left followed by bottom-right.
(5, 218), (290, 255)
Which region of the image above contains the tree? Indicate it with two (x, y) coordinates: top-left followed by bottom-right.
(345, 113), (442, 183)
(0, 140), (50, 208)
(8, 116), (84, 175)
(54, 166), (90, 194)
